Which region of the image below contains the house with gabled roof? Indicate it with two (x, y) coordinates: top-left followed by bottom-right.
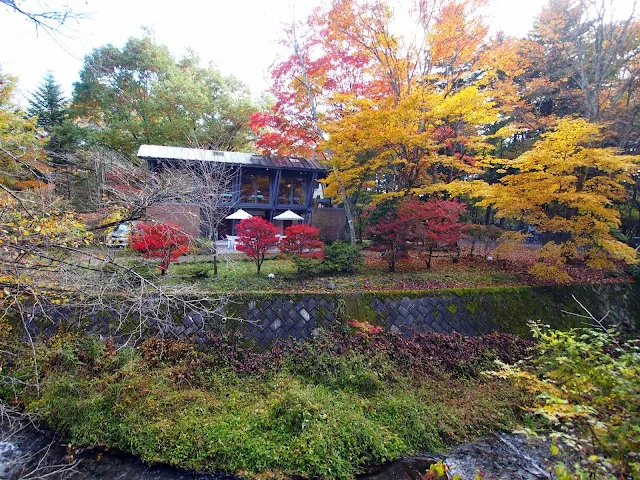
(137, 145), (345, 240)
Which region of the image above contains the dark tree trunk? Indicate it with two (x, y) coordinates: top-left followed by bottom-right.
(485, 206), (492, 226)
(210, 227), (219, 276)
(452, 244), (460, 263)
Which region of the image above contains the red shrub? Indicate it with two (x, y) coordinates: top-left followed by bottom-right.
(236, 217), (280, 274)
(129, 222), (190, 274)
(280, 224), (324, 259)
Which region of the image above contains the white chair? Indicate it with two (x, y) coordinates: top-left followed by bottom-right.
(226, 235), (238, 250)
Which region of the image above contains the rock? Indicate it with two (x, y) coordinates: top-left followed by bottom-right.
(487, 256), (494, 261)
(445, 433), (553, 480)
(268, 273), (275, 279)
(327, 281), (336, 290)
(358, 455), (438, 480)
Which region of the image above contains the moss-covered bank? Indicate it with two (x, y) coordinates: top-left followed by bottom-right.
(2, 332), (533, 479)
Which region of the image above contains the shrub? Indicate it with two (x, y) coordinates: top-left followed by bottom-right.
(293, 256), (327, 277)
(630, 264), (640, 283)
(491, 326), (640, 479)
(323, 241), (363, 274)
(292, 241), (363, 276)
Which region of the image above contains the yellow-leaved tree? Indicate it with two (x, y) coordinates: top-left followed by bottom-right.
(478, 118), (638, 276)
(0, 68), (51, 190)
(322, 85), (498, 203)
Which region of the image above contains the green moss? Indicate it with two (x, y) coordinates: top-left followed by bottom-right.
(464, 298), (482, 315)
(10, 338), (529, 480)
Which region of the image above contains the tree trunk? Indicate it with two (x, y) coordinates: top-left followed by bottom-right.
(485, 206), (492, 226)
(257, 254), (263, 274)
(576, 167), (589, 192)
(452, 244), (460, 263)
(334, 167), (357, 245)
(212, 237), (218, 276)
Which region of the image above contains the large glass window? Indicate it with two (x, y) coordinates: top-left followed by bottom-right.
(278, 174), (306, 205)
(240, 172), (270, 204)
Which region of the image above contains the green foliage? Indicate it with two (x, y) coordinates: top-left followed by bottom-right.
(630, 264), (640, 284)
(284, 347), (390, 395)
(324, 241), (364, 274)
(27, 71), (73, 154)
(292, 241), (363, 277)
(293, 256), (327, 277)
(3, 333), (529, 480)
(72, 35), (258, 157)
(492, 326), (640, 479)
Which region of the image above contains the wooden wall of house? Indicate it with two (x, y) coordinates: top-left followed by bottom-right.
(146, 203), (201, 239)
(310, 207), (347, 242)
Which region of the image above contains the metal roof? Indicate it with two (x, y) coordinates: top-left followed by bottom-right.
(137, 145), (327, 172)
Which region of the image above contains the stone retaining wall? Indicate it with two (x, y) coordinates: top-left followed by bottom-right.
(235, 283), (640, 348)
(18, 283), (640, 350)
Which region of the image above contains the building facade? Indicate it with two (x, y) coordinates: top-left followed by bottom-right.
(137, 145), (334, 237)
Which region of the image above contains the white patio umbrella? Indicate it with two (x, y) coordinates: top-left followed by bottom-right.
(273, 210), (304, 221)
(225, 209), (253, 220)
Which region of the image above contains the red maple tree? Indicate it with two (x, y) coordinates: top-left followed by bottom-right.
(398, 197), (465, 268)
(236, 217), (280, 274)
(367, 197), (465, 271)
(279, 224), (325, 259)
(367, 212), (411, 273)
(129, 222), (190, 275)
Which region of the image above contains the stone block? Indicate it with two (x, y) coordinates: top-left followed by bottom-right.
(282, 317), (295, 331)
(270, 299), (282, 310)
(407, 303), (420, 319)
(263, 328), (276, 342)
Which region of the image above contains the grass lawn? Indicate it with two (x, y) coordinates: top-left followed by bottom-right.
(165, 255), (528, 292)
(109, 246), (632, 293)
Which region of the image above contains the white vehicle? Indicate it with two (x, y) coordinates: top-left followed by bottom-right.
(105, 223), (134, 248)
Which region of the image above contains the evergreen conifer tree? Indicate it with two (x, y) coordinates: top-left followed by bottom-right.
(28, 71), (68, 153)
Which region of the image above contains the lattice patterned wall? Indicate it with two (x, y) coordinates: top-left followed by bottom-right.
(18, 283), (640, 350)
